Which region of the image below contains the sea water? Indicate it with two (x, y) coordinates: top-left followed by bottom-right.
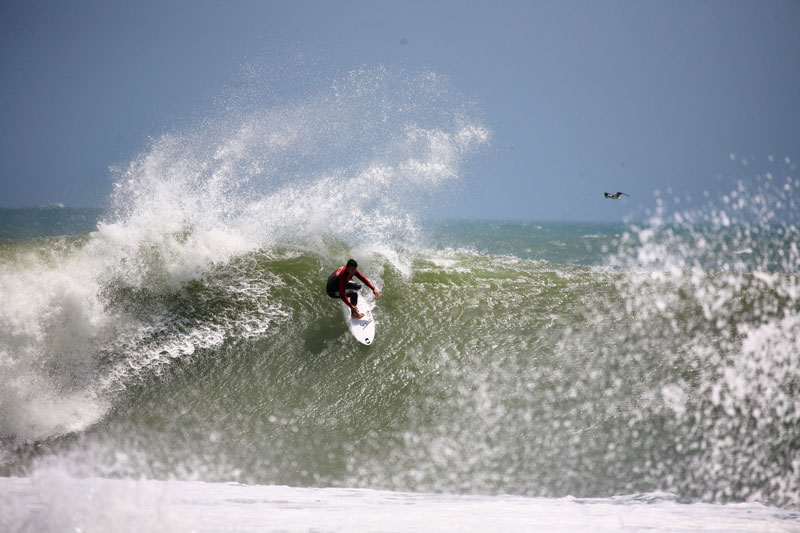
(1, 68), (799, 532)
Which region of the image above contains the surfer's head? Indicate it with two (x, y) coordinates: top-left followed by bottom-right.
(346, 258), (358, 274)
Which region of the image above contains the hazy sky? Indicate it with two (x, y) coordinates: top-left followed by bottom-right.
(2, 0), (799, 221)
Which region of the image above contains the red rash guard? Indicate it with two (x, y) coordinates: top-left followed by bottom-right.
(331, 266), (375, 310)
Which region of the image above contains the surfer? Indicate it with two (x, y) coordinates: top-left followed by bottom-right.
(604, 192), (630, 199)
(326, 259), (381, 319)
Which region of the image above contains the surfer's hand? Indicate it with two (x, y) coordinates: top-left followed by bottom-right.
(373, 289), (381, 298)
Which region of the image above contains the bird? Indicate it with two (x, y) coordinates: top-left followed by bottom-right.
(604, 192), (630, 199)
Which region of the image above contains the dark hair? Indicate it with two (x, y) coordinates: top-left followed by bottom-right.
(346, 259), (358, 268)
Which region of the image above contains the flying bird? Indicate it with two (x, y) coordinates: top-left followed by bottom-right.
(604, 192), (630, 199)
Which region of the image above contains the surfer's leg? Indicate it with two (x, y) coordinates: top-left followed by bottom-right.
(346, 290), (358, 305)
(345, 282), (361, 306)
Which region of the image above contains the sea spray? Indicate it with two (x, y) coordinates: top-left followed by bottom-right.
(600, 163), (800, 505)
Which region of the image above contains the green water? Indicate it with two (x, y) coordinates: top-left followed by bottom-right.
(1, 213), (799, 506)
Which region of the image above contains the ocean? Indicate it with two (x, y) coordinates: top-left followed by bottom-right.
(2, 69), (799, 531)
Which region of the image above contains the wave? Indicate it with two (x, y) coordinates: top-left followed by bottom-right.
(3, 239), (799, 505)
(1, 66), (798, 508)
(0, 67), (488, 444)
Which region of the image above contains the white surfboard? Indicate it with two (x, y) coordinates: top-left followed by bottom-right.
(341, 299), (376, 345)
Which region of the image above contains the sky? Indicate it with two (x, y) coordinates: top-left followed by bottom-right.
(1, 0), (799, 221)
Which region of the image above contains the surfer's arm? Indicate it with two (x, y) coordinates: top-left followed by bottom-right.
(355, 270), (380, 296)
(339, 276), (357, 310)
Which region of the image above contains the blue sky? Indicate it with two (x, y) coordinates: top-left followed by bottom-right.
(1, 0), (799, 221)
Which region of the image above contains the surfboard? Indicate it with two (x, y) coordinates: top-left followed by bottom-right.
(341, 300), (376, 345)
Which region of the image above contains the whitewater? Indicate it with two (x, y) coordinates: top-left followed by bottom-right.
(1, 68), (799, 532)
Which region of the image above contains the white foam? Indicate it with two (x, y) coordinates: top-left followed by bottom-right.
(1, 473), (795, 533)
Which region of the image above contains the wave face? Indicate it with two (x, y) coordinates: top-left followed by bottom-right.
(1, 68), (799, 508)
